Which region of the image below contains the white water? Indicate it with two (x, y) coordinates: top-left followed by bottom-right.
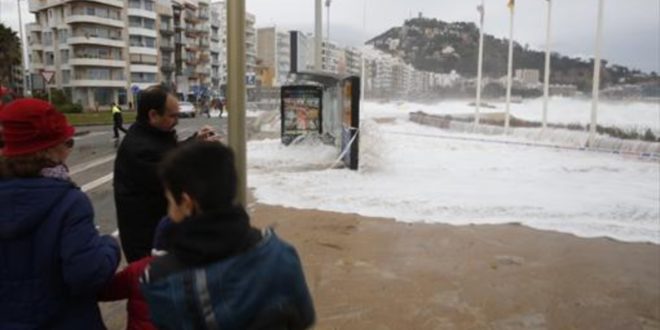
(247, 100), (660, 244)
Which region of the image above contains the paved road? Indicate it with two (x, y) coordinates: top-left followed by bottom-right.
(69, 116), (229, 236)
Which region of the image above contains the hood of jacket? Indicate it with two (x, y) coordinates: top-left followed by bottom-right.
(169, 206), (262, 267)
(0, 177), (75, 239)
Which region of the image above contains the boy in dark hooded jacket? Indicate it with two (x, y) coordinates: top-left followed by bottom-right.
(140, 141), (315, 330)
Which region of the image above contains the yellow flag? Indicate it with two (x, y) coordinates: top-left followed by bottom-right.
(507, 0), (515, 9)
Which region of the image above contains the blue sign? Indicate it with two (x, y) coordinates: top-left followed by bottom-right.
(131, 85), (140, 94)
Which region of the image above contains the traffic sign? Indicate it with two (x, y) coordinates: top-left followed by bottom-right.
(41, 71), (55, 84)
(131, 85), (140, 94)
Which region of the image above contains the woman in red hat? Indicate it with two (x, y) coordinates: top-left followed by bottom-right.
(0, 99), (121, 329)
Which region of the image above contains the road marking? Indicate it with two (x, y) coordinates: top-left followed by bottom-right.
(81, 173), (113, 192)
(70, 154), (116, 175)
(74, 131), (109, 140)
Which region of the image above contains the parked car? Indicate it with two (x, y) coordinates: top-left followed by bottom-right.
(179, 102), (196, 118)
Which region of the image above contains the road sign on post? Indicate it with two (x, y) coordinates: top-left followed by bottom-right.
(41, 70), (55, 103)
(40, 70), (55, 84)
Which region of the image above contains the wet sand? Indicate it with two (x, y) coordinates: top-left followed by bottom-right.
(102, 203), (660, 329)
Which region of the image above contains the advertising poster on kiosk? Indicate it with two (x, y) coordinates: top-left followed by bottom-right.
(280, 86), (323, 145)
(341, 77), (360, 170)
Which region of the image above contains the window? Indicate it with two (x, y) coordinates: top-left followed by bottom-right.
(131, 72), (156, 83)
(60, 50), (69, 63)
(129, 16), (142, 27)
(62, 70), (70, 84)
(43, 32), (52, 46)
(144, 19), (155, 30)
(144, 1), (154, 10)
(129, 0), (141, 9)
(86, 7), (95, 15)
(58, 29), (68, 44)
(145, 37), (156, 48)
(45, 52), (54, 65)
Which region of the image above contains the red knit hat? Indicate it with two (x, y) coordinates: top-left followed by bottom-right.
(0, 99), (75, 157)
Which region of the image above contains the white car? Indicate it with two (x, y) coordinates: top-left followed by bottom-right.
(179, 102), (196, 118)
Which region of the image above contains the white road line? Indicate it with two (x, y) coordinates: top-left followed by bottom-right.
(74, 131), (109, 140)
(81, 173), (113, 192)
(70, 154), (116, 175)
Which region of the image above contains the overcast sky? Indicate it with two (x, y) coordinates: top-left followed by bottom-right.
(2, 0), (658, 72)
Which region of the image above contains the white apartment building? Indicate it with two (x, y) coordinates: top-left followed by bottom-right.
(343, 47), (362, 77)
(27, 0), (179, 108)
(28, 0), (127, 107)
(208, 1), (256, 95)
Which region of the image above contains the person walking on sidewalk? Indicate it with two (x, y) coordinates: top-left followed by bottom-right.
(112, 102), (129, 139)
(0, 99), (121, 329)
(114, 85), (217, 263)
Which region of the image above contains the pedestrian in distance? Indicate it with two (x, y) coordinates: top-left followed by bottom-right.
(112, 102), (129, 139)
(141, 141), (316, 330)
(0, 99), (121, 329)
(113, 85), (218, 263)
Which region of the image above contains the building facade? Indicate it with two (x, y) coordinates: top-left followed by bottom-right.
(256, 27), (290, 87)
(26, 0), (255, 108)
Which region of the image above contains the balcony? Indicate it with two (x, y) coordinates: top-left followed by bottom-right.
(184, 10), (199, 23)
(69, 57), (125, 67)
(160, 43), (175, 52)
(161, 63), (175, 72)
(160, 26), (175, 36)
(66, 15), (124, 29)
(29, 0), (122, 12)
(127, 8), (157, 20)
(70, 78), (126, 88)
(69, 36), (125, 48)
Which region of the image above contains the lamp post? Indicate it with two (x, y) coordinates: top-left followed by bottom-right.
(541, 0), (553, 130)
(17, 0), (28, 96)
(325, 0), (332, 45)
(589, 0), (605, 147)
(315, 0), (322, 71)
(474, 0), (485, 128)
(504, 0), (516, 133)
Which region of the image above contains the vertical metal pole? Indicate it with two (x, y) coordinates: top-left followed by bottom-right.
(474, 0), (485, 128)
(227, 0), (247, 206)
(360, 0), (366, 103)
(589, 0), (605, 147)
(542, 0), (553, 130)
(326, 0), (330, 45)
(315, 0), (322, 71)
(504, 3), (515, 132)
(17, 0), (28, 96)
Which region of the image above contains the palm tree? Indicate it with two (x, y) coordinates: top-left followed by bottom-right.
(0, 24), (22, 88)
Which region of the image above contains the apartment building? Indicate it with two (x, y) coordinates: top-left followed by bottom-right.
(344, 47), (362, 77)
(28, 0), (126, 107)
(205, 1), (256, 96)
(256, 27), (290, 87)
(26, 0), (177, 108)
(27, 0), (256, 107)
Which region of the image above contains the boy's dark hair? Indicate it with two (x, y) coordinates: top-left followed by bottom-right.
(159, 141), (238, 212)
(137, 85), (171, 123)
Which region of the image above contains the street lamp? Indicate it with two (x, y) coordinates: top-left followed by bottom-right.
(325, 0), (332, 44)
(17, 0), (28, 96)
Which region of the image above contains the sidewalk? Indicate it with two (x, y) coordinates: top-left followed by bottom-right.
(102, 203), (660, 329)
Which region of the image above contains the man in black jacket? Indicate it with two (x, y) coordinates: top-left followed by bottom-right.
(113, 85), (215, 262)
